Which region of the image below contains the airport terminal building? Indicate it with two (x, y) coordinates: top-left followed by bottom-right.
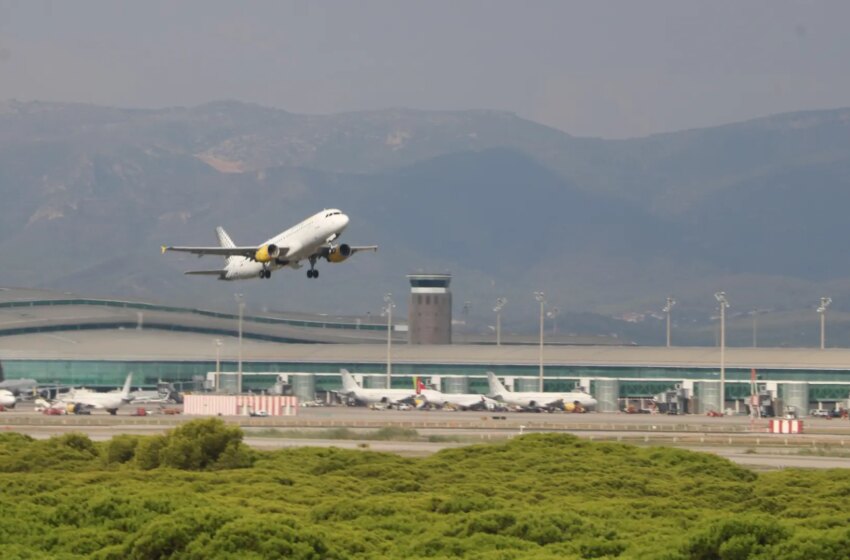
(2, 288), (850, 415)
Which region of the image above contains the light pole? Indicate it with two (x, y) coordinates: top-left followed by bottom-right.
(235, 293), (245, 394)
(663, 297), (676, 347)
(751, 310), (757, 348)
(714, 291), (729, 414)
(534, 291), (546, 391)
(750, 309), (767, 348)
(214, 338), (222, 391)
(493, 297), (507, 346)
(546, 306), (560, 336)
(463, 300), (471, 342)
(382, 293), (395, 389)
(817, 297), (832, 350)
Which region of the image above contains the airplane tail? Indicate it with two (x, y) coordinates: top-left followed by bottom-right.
(416, 377), (426, 394)
(121, 373), (133, 402)
(486, 372), (509, 397)
(340, 369), (361, 392)
(216, 227), (236, 264)
(216, 226), (236, 248)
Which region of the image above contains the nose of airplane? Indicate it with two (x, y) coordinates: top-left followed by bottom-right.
(339, 213), (350, 228)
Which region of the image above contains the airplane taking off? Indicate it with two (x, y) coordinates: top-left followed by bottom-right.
(53, 373), (134, 415)
(161, 208), (377, 280)
(486, 372), (597, 412)
(337, 369), (418, 407)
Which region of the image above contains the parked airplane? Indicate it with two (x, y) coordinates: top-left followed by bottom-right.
(161, 209), (377, 280)
(486, 372), (597, 412)
(337, 369), (418, 407)
(417, 380), (501, 411)
(0, 389), (16, 408)
(54, 373), (134, 415)
(0, 378), (39, 397)
(129, 381), (183, 405)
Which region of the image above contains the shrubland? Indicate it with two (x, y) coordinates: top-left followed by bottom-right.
(0, 419), (848, 559)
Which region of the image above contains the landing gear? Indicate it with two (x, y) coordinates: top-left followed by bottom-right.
(307, 256), (319, 279)
(260, 269), (271, 279)
(106, 408), (118, 416)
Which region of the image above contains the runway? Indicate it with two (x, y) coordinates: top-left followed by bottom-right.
(4, 404), (850, 469)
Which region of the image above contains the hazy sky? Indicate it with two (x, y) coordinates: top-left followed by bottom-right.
(1, 0), (848, 138)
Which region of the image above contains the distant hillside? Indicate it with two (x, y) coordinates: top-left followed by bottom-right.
(2, 100), (850, 345)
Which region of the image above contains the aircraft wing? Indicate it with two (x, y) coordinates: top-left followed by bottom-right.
(162, 245), (271, 258)
(315, 244), (378, 263)
(348, 245), (378, 254)
(184, 269), (227, 277)
(533, 397), (564, 411)
(54, 395), (102, 409)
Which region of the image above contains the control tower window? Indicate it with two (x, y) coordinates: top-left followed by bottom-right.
(410, 279), (449, 288)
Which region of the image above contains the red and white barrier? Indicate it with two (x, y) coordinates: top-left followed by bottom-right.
(769, 419), (803, 434)
(236, 394), (298, 416)
(184, 394), (299, 416)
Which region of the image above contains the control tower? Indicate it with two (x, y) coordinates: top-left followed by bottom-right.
(407, 273), (452, 344)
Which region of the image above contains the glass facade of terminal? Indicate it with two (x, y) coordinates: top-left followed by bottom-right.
(4, 359), (850, 399)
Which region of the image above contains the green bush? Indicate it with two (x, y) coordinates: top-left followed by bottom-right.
(103, 434), (140, 466)
(3, 430), (850, 558)
(159, 418), (252, 470)
(683, 514), (790, 559)
(122, 508), (234, 560)
(133, 434), (166, 470)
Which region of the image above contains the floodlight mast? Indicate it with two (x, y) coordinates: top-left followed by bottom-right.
(546, 306), (560, 336)
(750, 308), (768, 348)
(382, 293), (396, 389)
(662, 297), (676, 347)
(817, 297), (832, 350)
(493, 297), (507, 346)
(752, 309), (758, 348)
(214, 338), (222, 392)
(234, 293), (245, 394)
(714, 292), (730, 415)
(462, 300), (472, 342)
(534, 292), (546, 391)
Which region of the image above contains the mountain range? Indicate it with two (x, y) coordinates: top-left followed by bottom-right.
(2, 99), (850, 346)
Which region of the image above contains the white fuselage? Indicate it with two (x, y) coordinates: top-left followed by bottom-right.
(224, 209), (349, 280)
(57, 389), (131, 410)
(338, 370), (417, 406)
(0, 389), (16, 408)
(494, 390), (597, 411)
(55, 373), (134, 412)
(486, 372), (596, 411)
(343, 388), (418, 406)
(419, 389), (500, 411)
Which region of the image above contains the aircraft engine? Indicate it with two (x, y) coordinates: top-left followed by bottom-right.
(254, 244), (280, 263)
(326, 244), (352, 263)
